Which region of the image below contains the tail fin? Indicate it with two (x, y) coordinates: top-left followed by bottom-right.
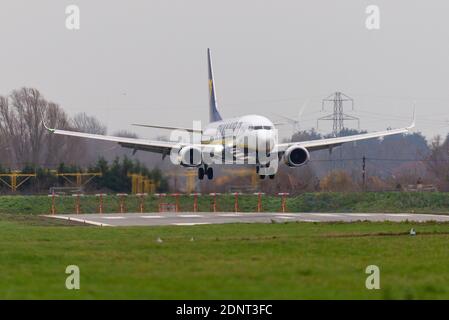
(207, 48), (223, 123)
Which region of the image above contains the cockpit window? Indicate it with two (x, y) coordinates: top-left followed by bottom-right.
(248, 125), (273, 130)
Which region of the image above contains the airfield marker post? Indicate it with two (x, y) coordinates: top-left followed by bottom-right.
(72, 193), (84, 214)
(278, 193), (290, 213)
(254, 192), (265, 213)
(155, 193), (167, 213)
(95, 193), (107, 214)
(136, 193), (148, 213)
(170, 193), (182, 212)
(232, 192), (242, 213)
(51, 192), (56, 215)
(209, 193), (221, 212)
(48, 192), (59, 215)
(190, 193), (201, 212)
(116, 193), (128, 214)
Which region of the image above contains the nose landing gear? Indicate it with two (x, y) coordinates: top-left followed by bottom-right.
(259, 174), (276, 179)
(257, 165), (276, 180)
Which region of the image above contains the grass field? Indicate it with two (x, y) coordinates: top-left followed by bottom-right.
(0, 214), (449, 299)
(2, 192), (449, 215)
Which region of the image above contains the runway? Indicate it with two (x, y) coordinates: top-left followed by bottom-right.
(42, 212), (449, 227)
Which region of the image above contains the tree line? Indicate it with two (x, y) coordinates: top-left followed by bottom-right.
(0, 87), (168, 194)
(0, 87), (108, 167)
(0, 156), (168, 194)
(1, 87), (448, 194)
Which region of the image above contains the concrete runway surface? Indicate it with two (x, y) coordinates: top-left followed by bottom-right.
(42, 212), (449, 227)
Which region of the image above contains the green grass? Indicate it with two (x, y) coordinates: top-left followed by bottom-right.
(1, 192), (449, 215)
(0, 215), (449, 299)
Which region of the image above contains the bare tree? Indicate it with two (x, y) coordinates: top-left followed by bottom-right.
(425, 135), (449, 190)
(72, 112), (107, 134)
(44, 102), (79, 166)
(113, 130), (138, 138)
(319, 170), (358, 192)
(0, 88), (80, 167)
(71, 112), (108, 165)
(0, 96), (16, 166)
(9, 88), (48, 164)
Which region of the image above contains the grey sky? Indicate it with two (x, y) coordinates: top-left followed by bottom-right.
(0, 0), (448, 140)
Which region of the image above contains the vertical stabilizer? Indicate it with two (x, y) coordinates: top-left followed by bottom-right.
(207, 48), (223, 123)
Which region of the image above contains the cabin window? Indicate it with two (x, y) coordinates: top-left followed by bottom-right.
(248, 125), (273, 130)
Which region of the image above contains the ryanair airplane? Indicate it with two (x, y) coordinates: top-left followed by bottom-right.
(44, 49), (415, 180)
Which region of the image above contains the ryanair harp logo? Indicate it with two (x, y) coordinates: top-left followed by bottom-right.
(209, 79), (213, 96)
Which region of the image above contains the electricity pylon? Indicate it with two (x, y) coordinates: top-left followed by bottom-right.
(317, 92), (359, 136)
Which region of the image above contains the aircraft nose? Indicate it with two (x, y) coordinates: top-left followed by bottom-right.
(257, 130), (275, 152)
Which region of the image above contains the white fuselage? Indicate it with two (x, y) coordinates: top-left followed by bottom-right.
(201, 114), (276, 153)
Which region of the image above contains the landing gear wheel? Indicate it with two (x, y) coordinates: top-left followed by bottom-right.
(206, 167), (214, 180)
(198, 167), (205, 180)
(269, 174), (275, 180)
(259, 175), (266, 180)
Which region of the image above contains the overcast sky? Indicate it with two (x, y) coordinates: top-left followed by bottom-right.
(0, 0), (448, 140)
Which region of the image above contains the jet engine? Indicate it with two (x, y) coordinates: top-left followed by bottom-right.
(283, 145), (310, 167)
(178, 146), (203, 167)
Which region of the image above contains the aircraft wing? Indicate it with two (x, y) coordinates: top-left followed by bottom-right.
(276, 122), (415, 153)
(44, 126), (190, 155)
(131, 123), (202, 133)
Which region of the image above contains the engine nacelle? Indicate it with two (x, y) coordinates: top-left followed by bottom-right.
(284, 145), (310, 167)
(178, 146), (203, 167)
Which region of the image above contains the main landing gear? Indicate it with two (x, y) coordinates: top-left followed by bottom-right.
(198, 166), (213, 180)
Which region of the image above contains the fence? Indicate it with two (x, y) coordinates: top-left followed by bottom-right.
(45, 193), (292, 215)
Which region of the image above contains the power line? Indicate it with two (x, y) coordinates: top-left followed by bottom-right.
(310, 157), (449, 162)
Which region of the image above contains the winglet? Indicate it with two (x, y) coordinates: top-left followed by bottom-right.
(43, 121), (56, 133)
(407, 104), (416, 130)
(40, 109), (55, 133)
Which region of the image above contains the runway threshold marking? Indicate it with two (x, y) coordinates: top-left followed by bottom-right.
(42, 215), (112, 227)
(179, 215), (203, 218)
(385, 214), (412, 217)
(425, 214), (449, 219)
(313, 213), (341, 217)
(173, 222), (210, 226)
(101, 216), (125, 220)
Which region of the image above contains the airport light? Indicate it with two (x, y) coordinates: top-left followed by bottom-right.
(253, 192), (265, 213)
(232, 192), (243, 213)
(209, 193), (221, 213)
(278, 193), (290, 213)
(72, 193), (85, 214)
(155, 193), (168, 213)
(116, 193), (128, 214)
(136, 193), (148, 213)
(170, 193), (182, 212)
(95, 193), (107, 214)
(54, 172), (102, 188)
(0, 171), (36, 192)
(47, 193), (60, 215)
(189, 193), (201, 212)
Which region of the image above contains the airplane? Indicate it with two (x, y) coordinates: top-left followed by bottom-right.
(44, 48), (415, 180)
